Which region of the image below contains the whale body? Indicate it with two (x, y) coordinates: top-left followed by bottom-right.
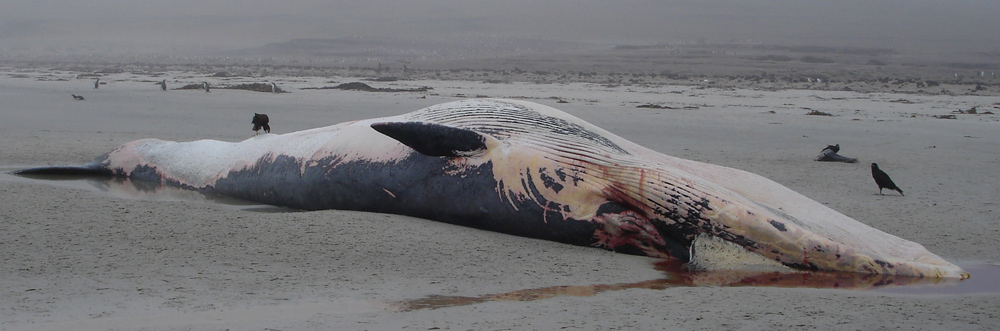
(15, 99), (968, 278)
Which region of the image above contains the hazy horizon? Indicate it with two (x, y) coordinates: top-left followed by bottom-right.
(2, 0), (998, 60)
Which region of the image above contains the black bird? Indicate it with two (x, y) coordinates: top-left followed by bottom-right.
(822, 144), (840, 154)
(252, 113), (270, 134)
(871, 163), (904, 196)
(158, 79), (167, 91)
(94, 78), (100, 89)
(71, 94), (85, 100)
(203, 82), (211, 93)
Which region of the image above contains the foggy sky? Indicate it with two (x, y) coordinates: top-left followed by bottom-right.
(2, 0), (998, 58)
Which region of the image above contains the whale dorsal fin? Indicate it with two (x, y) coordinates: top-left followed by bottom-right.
(371, 122), (488, 157)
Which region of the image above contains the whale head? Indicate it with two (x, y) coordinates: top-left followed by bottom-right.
(372, 99), (968, 278)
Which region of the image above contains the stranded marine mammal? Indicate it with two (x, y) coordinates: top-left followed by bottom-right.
(14, 99), (967, 278)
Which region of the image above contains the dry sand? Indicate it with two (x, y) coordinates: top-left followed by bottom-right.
(1, 66), (999, 330)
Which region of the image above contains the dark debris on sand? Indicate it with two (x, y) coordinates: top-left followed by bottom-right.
(173, 83), (287, 93)
(304, 82), (431, 92)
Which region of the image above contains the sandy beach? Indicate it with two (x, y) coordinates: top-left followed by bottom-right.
(2, 65), (999, 330)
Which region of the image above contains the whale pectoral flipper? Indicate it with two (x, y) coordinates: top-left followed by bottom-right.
(371, 122), (488, 157)
(11, 164), (112, 177)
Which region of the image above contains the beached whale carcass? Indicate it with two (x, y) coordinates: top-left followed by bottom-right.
(14, 99), (969, 279)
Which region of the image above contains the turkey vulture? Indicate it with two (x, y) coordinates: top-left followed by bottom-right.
(252, 113), (270, 134)
(871, 163), (904, 196)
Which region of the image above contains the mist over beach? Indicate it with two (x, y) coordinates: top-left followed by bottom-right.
(3, 0), (999, 62)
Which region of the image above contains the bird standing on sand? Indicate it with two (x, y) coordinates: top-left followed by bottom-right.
(158, 79), (167, 91)
(252, 113), (270, 135)
(271, 82), (278, 93)
(94, 78), (100, 89)
(871, 163), (904, 196)
(203, 82), (211, 93)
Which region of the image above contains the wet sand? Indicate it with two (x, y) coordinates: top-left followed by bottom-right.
(1, 66), (999, 330)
